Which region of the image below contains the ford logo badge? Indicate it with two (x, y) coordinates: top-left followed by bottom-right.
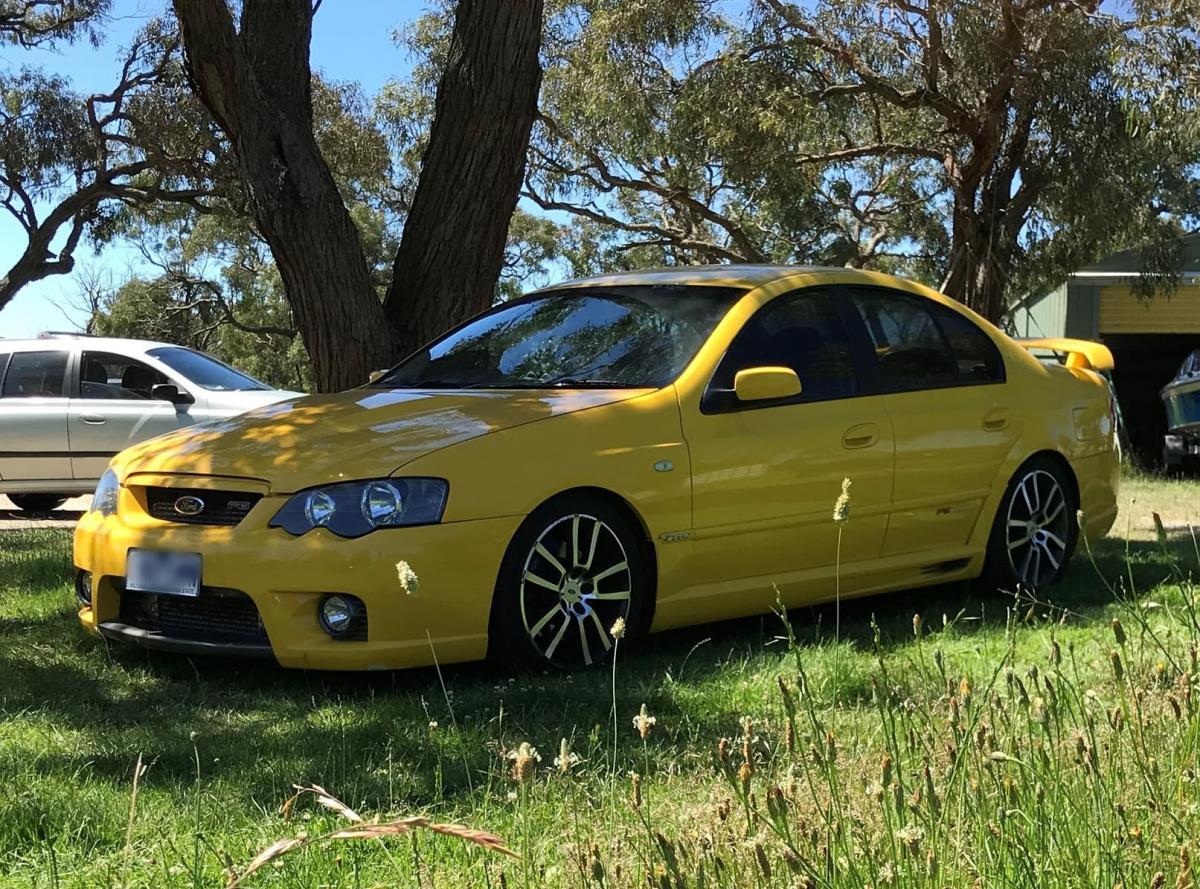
(173, 495), (205, 516)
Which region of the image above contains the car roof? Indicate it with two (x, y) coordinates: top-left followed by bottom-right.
(532, 264), (905, 292)
(0, 334), (183, 355)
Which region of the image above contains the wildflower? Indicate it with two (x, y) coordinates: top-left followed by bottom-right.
(832, 477), (852, 523)
(588, 844), (605, 884)
(1110, 649), (1125, 682)
(896, 824), (923, 854)
(1049, 637), (1062, 666)
(717, 737), (731, 766)
(865, 781), (884, 802)
(427, 720), (438, 732)
(395, 560), (419, 596)
(1178, 844), (1192, 889)
(741, 716), (754, 767)
(633, 703), (657, 740)
(554, 738), (580, 774)
(738, 760), (753, 793)
(508, 742), (540, 783)
(610, 617), (626, 641)
(630, 772), (642, 809)
(959, 675), (973, 704)
(1151, 873), (1166, 889)
(878, 861), (895, 885)
(912, 613), (922, 638)
(1111, 617), (1126, 645)
(753, 839), (772, 883)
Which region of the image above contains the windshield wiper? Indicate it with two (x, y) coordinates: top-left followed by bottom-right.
(542, 378), (637, 388)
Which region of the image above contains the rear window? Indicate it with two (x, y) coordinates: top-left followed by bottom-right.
(1, 351), (68, 398)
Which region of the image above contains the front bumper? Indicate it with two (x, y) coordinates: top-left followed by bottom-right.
(74, 494), (523, 670)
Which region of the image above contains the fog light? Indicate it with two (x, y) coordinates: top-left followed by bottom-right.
(75, 569), (93, 606)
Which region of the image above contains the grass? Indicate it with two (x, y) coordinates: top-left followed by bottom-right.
(1, 471), (1199, 887)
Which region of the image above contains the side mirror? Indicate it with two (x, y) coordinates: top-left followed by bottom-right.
(152, 383), (195, 406)
(367, 369), (387, 384)
(733, 366), (802, 403)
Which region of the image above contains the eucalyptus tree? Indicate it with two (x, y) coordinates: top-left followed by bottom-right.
(0, 18), (225, 311)
(529, 0), (1200, 322)
(170, 0), (544, 389)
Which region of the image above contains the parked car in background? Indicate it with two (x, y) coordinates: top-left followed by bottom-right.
(0, 334), (302, 512)
(73, 266), (1120, 672)
(1163, 348), (1200, 472)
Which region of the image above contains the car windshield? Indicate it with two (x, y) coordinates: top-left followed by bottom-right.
(146, 347), (271, 391)
(376, 285), (744, 390)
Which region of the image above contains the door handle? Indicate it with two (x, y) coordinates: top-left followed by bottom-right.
(982, 408), (1010, 432)
(79, 415), (106, 425)
(842, 422), (878, 449)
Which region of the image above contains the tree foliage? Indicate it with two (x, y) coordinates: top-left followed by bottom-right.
(529, 0), (1200, 323)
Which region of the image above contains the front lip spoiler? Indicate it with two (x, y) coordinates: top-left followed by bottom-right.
(97, 621), (276, 660)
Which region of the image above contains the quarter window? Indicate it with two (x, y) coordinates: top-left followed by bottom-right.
(847, 289), (1002, 391)
(80, 351), (168, 400)
(706, 289), (858, 411)
(1, 351), (68, 398)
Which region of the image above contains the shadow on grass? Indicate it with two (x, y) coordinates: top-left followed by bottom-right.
(1, 530), (1192, 815)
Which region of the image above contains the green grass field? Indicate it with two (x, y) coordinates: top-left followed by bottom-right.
(2, 473), (1199, 888)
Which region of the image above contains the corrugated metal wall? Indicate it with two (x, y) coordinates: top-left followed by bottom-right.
(1099, 285), (1200, 334)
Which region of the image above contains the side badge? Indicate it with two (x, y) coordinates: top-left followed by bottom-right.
(653, 460), (674, 473)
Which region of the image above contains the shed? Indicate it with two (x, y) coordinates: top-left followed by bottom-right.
(1011, 235), (1200, 464)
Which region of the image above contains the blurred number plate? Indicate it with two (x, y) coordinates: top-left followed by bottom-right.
(126, 549), (202, 598)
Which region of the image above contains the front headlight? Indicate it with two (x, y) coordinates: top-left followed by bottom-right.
(269, 478), (448, 538)
(92, 468), (119, 517)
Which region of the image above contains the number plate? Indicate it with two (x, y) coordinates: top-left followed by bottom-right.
(126, 549), (202, 598)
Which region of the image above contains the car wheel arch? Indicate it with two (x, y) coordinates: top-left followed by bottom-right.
(486, 486), (659, 658)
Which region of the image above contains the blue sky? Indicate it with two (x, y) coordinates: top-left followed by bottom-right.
(0, 0), (427, 338)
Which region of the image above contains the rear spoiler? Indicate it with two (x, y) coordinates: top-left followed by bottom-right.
(1015, 337), (1114, 372)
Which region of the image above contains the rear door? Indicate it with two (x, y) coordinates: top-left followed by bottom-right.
(0, 349), (73, 481)
(842, 286), (1015, 556)
(68, 350), (197, 481)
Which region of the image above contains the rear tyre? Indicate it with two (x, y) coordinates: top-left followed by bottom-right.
(491, 495), (650, 670)
(983, 457), (1078, 592)
(8, 494), (69, 513)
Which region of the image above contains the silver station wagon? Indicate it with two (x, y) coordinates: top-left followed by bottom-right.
(0, 334), (301, 513)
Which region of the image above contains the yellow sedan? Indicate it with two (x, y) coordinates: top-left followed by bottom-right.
(73, 266), (1119, 671)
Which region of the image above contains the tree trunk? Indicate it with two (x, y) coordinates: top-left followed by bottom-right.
(941, 202), (1011, 325)
(172, 0), (399, 392)
(384, 0), (544, 358)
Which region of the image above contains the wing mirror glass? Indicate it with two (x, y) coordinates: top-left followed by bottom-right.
(151, 383), (195, 406)
(367, 369), (387, 384)
(733, 366), (802, 402)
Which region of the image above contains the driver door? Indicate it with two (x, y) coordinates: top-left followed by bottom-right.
(678, 287), (894, 615)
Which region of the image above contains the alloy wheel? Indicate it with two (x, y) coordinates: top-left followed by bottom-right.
(519, 513), (632, 667)
(1004, 469), (1070, 588)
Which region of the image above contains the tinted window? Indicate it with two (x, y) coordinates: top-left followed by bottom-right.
(80, 351), (169, 400)
(379, 286), (744, 390)
(706, 289), (858, 410)
(937, 310), (1004, 382)
(1, 351), (68, 398)
(847, 290), (962, 392)
(146, 347), (269, 391)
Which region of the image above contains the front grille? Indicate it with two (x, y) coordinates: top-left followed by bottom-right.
(144, 487), (262, 526)
(118, 585), (269, 645)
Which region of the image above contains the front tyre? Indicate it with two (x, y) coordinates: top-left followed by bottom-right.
(8, 494), (69, 513)
(492, 496), (649, 670)
(984, 457), (1078, 591)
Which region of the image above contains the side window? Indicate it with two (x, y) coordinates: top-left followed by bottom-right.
(936, 309), (1004, 383)
(706, 289), (858, 411)
(847, 289), (962, 392)
(1, 351), (69, 398)
(0, 353), (10, 388)
(79, 351), (168, 400)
